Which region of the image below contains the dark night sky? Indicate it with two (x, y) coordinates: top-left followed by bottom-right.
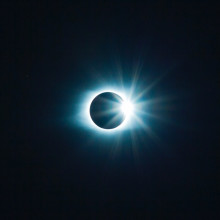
(2, 1), (219, 219)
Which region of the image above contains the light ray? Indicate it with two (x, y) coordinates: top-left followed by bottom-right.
(105, 112), (124, 129)
(133, 72), (167, 102)
(133, 114), (160, 143)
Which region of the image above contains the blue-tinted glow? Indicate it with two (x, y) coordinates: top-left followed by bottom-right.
(78, 86), (137, 134)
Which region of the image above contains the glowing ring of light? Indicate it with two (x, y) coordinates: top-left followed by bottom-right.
(80, 87), (134, 133)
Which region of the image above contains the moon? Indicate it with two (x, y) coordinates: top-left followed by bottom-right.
(89, 92), (125, 129)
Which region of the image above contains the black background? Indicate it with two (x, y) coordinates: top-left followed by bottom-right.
(2, 0), (219, 219)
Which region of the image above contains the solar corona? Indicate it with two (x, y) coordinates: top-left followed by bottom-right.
(89, 92), (133, 130)
(77, 86), (138, 134)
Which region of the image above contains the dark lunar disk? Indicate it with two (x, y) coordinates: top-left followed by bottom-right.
(90, 92), (125, 129)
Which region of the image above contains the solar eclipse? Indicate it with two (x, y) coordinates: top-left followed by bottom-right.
(89, 92), (134, 130)
(77, 74), (166, 137)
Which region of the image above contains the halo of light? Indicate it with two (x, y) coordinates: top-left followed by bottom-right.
(120, 99), (134, 118)
(78, 86), (136, 134)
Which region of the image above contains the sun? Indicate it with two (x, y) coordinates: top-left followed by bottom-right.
(120, 99), (134, 118)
